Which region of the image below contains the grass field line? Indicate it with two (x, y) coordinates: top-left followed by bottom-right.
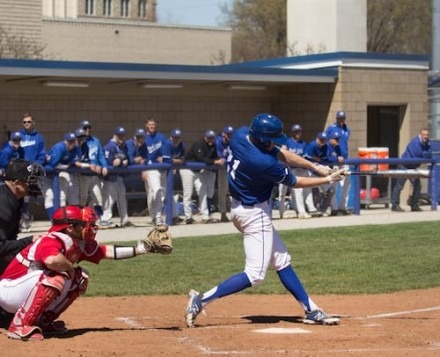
(356, 306), (440, 319)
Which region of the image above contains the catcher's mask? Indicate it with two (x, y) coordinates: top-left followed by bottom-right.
(50, 205), (98, 242)
(4, 160), (45, 197)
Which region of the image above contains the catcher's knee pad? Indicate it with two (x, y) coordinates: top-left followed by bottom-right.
(41, 274), (67, 294)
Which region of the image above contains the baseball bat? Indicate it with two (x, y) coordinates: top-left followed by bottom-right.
(346, 169), (431, 179)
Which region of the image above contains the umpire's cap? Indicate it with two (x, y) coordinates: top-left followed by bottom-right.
(4, 160), (44, 182)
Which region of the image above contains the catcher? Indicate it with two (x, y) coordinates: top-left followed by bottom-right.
(0, 205), (172, 341)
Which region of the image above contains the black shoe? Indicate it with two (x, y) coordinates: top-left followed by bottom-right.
(122, 221), (135, 228)
(391, 206), (404, 212)
(220, 213), (230, 223)
(411, 206), (422, 212)
(330, 210), (339, 216)
(172, 217), (184, 224)
(340, 209), (352, 216)
(186, 218), (195, 224)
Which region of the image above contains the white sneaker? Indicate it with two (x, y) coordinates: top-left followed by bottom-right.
(298, 213), (312, 219)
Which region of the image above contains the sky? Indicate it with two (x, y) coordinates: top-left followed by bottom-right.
(156, 0), (233, 27)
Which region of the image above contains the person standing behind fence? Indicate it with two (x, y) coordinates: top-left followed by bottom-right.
(76, 121), (108, 224)
(162, 128), (186, 224)
(0, 132), (25, 177)
(391, 128), (432, 212)
(279, 124), (321, 219)
(181, 130), (225, 224)
(325, 110), (351, 215)
(102, 127), (133, 227)
(42, 132), (81, 220)
(142, 117), (167, 226)
(126, 128), (148, 166)
(215, 125), (234, 223)
(19, 113), (47, 232)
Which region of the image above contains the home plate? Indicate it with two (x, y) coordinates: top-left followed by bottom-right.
(254, 327), (311, 334)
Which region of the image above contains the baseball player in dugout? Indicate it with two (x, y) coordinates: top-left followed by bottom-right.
(325, 110), (351, 215)
(215, 125), (234, 223)
(19, 113), (47, 232)
(0, 131), (25, 176)
(126, 128), (148, 166)
(142, 117), (167, 226)
(186, 113), (346, 328)
(76, 121), (108, 226)
(180, 130), (225, 224)
(0, 205), (158, 341)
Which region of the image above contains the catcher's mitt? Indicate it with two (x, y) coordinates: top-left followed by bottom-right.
(143, 225), (173, 254)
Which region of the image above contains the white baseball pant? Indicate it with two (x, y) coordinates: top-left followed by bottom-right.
(102, 176), (129, 225)
(143, 169), (166, 222)
(79, 175), (103, 207)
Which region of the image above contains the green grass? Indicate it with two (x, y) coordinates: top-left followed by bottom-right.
(81, 221), (440, 297)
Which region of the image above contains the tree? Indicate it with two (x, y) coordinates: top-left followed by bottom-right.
(220, 0), (287, 63)
(0, 26), (47, 60)
(367, 0), (431, 54)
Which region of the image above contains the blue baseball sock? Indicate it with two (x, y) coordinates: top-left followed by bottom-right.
(46, 206), (55, 221)
(94, 205), (103, 218)
(201, 272), (251, 304)
(277, 266), (313, 312)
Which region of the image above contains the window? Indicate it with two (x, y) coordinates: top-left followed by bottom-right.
(104, 0), (112, 16)
(85, 0), (94, 15)
(121, 0), (129, 17)
(138, 0), (146, 18)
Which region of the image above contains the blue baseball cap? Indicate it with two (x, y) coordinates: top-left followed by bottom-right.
(317, 132), (327, 140)
(329, 132), (340, 140)
(10, 131), (22, 141)
(291, 124), (302, 132)
(204, 130), (216, 138)
(171, 128), (182, 137)
(134, 128), (145, 136)
(336, 111), (346, 119)
(223, 125), (234, 134)
(114, 126), (126, 135)
(75, 128), (86, 138)
(64, 132), (76, 141)
(80, 120), (91, 128)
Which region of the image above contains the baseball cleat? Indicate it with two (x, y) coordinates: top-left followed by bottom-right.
(40, 320), (68, 335)
(303, 310), (340, 325)
(185, 289), (203, 328)
(7, 325), (44, 341)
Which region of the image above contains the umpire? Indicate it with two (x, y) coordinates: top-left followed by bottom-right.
(0, 160), (44, 274)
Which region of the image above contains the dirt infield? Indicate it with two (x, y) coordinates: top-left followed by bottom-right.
(1, 287), (439, 356)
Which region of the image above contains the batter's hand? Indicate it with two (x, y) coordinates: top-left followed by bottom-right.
(327, 168), (347, 183)
(314, 164), (332, 176)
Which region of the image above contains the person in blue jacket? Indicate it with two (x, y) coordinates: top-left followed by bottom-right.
(391, 128), (432, 212)
(76, 121), (108, 224)
(42, 132), (81, 220)
(126, 128), (148, 166)
(0, 132), (25, 177)
(325, 110), (351, 215)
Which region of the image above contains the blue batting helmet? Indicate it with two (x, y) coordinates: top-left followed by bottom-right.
(249, 113), (287, 148)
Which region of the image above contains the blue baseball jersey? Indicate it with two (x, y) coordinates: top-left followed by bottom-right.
(227, 126), (296, 206)
(79, 136), (107, 167)
(215, 134), (230, 158)
(47, 141), (80, 168)
(19, 128), (47, 165)
(162, 139), (185, 164)
(401, 135), (432, 168)
(125, 138), (148, 165)
(304, 140), (327, 164)
(145, 132), (167, 164)
(326, 143), (343, 165)
(0, 143), (25, 171)
(104, 139), (128, 166)
(325, 123), (350, 159)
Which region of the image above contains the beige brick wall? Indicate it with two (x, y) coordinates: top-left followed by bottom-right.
(0, 0), (42, 44)
(41, 18), (231, 64)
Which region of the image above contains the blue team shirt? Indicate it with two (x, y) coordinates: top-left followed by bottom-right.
(46, 141), (80, 169)
(227, 126), (296, 205)
(0, 143), (25, 172)
(325, 123), (350, 158)
(215, 134), (230, 158)
(401, 135), (432, 168)
(145, 132), (167, 164)
(19, 128), (47, 165)
(326, 143), (343, 165)
(125, 138), (148, 165)
(304, 140), (327, 164)
(162, 139), (185, 164)
(79, 136), (107, 167)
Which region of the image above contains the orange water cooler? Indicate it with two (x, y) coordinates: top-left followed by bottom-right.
(375, 147), (389, 171)
(358, 147), (377, 171)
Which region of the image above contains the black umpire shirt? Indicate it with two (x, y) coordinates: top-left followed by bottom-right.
(0, 182), (33, 274)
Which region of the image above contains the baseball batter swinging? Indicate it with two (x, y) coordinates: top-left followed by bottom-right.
(186, 113), (346, 328)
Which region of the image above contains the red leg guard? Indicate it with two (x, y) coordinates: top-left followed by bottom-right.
(7, 274), (66, 341)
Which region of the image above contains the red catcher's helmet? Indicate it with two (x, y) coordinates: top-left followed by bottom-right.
(80, 206), (99, 242)
(49, 206), (83, 233)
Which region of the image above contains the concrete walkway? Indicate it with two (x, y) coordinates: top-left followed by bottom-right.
(19, 204), (439, 243)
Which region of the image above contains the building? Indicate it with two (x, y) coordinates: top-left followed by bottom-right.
(0, 0), (232, 65)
